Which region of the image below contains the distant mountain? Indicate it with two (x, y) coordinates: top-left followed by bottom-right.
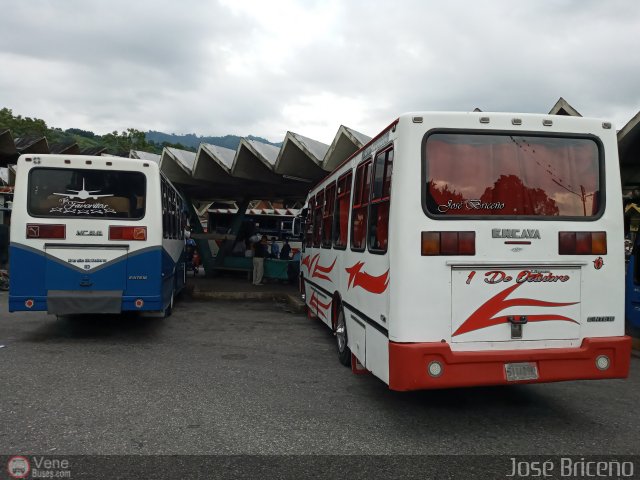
(145, 131), (282, 151)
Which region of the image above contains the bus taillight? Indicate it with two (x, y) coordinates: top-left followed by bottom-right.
(421, 231), (475, 256)
(109, 226), (147, 241)
(558, 232), (607, 255)
(26, 224), (65, 239)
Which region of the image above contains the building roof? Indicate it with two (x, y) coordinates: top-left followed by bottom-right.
(274, 131), (329, 181)
(78, 146), (108, 156)
(49, 142), (80, 155)
(231, 138), (282, 182)
(191, 144), (239, 187)
(618, 110), (640, 193)
(0, 130), (17, 167)
(3, 103), (640, 207)
(14, 135), (49, 154)
(548, 97), (582, 117)
(130, 150), (161, 163)
(160, 147), (200, 185)
(322, 125), (371, 172)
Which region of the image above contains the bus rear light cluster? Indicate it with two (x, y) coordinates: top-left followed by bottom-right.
(26, 224), (65, 239)
(109, 226), (147, 241)
(134, 299), (144, 308)
(558, 231), (606, 255)
(421, 231), (475, 256)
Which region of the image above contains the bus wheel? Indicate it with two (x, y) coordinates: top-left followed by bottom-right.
(336, 306), (351, 367)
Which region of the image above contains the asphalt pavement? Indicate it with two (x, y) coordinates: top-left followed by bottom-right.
(1, 289), (639, 457)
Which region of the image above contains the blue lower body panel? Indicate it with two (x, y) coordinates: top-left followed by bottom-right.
(9, 244), (175, 314)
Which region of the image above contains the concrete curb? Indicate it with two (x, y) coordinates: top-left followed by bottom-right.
(188, 287), (306, 314)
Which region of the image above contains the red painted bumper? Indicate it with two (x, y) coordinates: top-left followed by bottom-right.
(388, 336), (632, 391)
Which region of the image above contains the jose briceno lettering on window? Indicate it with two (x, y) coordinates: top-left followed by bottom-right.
(438, 199), (505, 213)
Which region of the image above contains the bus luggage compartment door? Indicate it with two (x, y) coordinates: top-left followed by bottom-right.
(44, 244), (128, 294)
(451, 266), (581, 343)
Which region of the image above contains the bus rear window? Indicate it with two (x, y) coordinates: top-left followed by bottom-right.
(424, 133), (601, 217)
(28, 168), (146, 219)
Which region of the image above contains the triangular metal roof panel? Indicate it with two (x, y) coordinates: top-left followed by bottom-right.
(130, 150), (161, 163)
(292, 132), (330, 162)
(202, 143), (235, 171)
(322, 125), (371, 172)
(0, 130), (17, 167)
(0, 129), (16, 155)
(618, 110), (640, 153)
(166, 147), (196, 174)
(160, 147), (201, 185)
(617, 110), (640, 188)
(50, 142), (80, 155)
(8, 165), (16, 186)
(274, 131), (329, 180)
(192, 143), (241, 185)
(79, 146), (108, 156)
(548, 97), (582, 117)
(344, 126), (371, 146)
(231, 138), (282, 183)
(15, 136), (49, 154)
(246, 139), (280, 167)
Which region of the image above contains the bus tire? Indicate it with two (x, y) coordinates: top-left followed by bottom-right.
(335, 305), (351, 367)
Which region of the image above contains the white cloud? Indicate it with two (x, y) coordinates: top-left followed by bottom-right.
(0, 0), (638, 142)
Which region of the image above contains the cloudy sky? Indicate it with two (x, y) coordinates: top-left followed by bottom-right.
(0, 0), (638, 144)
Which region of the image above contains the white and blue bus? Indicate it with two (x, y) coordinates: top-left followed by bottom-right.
(9, 154), (187, 317)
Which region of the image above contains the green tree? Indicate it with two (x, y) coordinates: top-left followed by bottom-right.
(0, 107), (48, 137)
(101, 128), (152, 155)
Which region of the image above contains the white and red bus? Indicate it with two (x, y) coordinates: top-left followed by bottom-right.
(301, 111), (631, 391)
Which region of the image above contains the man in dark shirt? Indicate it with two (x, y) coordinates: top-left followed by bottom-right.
(279, 238), (291, 260)
(252, 235), (268, 285)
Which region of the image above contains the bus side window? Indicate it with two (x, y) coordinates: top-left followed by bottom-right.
(305, 197), (315, 248)
(161, 180), (169, 239)
(322, 182), (336, 248)
(334, 171), (352, 249)
(313, 191), (324, 248)
(369, 147), (393, 253)
(351, 159), (372, 251)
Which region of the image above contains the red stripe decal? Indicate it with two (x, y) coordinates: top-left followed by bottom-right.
(309, 291), (330, 320)
(453, 283), (579, 336)
(345, 261), (390, 294)
(312, 258), (336, 283)
(302, 253), (319, 273)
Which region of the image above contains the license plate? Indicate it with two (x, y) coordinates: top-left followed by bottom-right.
(504, 362), (539, 381)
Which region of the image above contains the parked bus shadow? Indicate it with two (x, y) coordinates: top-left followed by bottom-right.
(25, 313), (166, 343)
(394, 384), (579, 431)
(344, 368), (577, 424)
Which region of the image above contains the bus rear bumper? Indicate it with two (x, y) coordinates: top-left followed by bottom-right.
(9, 293), (164, 314)
(388, 336), (632, 391)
